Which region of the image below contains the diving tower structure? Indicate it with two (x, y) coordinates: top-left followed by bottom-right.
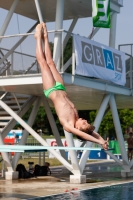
(0, 0), (132, 182)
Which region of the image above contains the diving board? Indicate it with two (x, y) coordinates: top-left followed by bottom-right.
(0, 145), (113, 152)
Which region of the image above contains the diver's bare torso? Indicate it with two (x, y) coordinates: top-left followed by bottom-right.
(49, 90), (79, 130)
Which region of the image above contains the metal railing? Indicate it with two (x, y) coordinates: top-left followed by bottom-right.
(0, 47), (38, 75)
(119, 44), (133, 89)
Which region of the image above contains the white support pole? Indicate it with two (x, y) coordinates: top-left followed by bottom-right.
(42, 97), (67, 160)
(11, 53), (14, 75)
(0, 134), (13, 172)
(0, 0), (20, 42)
(130, 54), (133, 89)
(0, 22), (38, 65)
(79, 94), (111, 173)
(12, 97), (42, 170)
(64, 130), (81, 175)
(109, 12), (117, 48)
(109, 95), (129, 166)
(72, 39), (75, 83)
(0, 100), (73, 172)
(34, 0), (44, 23)
(2, 160), (5, 178)
(53, 0), (65, 70)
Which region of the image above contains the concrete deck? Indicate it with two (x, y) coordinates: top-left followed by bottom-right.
(0, 160), (133, 199)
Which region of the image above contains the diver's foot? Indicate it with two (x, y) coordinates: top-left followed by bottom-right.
(34, 23), (43, 39)
(42, 22), (48, 38)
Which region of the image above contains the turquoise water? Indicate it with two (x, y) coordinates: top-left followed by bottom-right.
(29, 182), (133, 200)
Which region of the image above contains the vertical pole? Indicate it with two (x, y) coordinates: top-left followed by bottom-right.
(72, 38), (75, 83)
(130, 46), (133, 89)
(0, 133), (13, 171)
(0, 0), (20, 42)
(79, 94), (111, 173)
(109, 95), (129, 165)
(2, 160), (5, 178)
(109, 11), (129, 170)
(6, 64), (10, 76)
(53, 0), (65, 70)
(64, 130), (81, 174)
(11, 53), (14, 75)
(109, 12), (117, 48)
(34, 0), (44, 23)
(39, 129), (42, 165)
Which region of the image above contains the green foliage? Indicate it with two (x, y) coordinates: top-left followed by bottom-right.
(84, 109), (133, 138)
(118, 109), (133, 131)
(99, 111), (115, 137)
(89, 111), (96, 122)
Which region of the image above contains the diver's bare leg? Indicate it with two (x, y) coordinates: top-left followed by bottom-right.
(42, 22), (64, 85)
(35, 24), (55, 90)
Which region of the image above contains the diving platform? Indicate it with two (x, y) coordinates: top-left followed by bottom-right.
(0, 73), (132, 110)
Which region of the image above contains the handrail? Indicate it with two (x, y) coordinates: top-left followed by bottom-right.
(0, 29), (65, 39)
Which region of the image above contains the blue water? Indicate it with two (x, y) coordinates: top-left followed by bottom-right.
(29, 182), (133, 200)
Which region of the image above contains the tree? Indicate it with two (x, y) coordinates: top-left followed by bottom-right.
(119, 109), (133, 132)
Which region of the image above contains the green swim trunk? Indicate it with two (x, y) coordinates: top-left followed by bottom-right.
(44, 82), (66, 98)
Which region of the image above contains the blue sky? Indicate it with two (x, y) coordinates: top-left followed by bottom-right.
(0, 0), (132, 55)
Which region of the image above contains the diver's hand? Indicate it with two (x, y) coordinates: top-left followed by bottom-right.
(101, 141), (108, 150)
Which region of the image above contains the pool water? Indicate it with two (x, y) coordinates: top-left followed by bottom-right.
(29, 182), (133, 200)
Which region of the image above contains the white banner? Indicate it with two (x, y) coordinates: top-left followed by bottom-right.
(74, 35), (126, 86)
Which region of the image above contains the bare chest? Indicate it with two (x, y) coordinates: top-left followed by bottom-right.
(50, 91), (78, 126)
(56, 102), (76, 123)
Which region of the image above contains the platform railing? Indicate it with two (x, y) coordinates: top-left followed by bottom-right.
(0, 47), (38, 75)
(119, 44), (133, 89)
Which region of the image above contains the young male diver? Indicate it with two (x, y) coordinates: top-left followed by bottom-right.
(34, 22), (108, 150)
